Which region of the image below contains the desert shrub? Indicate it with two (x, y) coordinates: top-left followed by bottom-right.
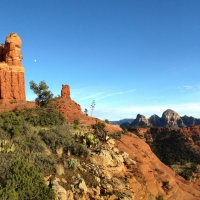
(0, 111), (23, 137)
(109, 132), (122, 140)
(16, 108), (65, 126)
(92, 122), (106, 134)
(13, 132), (45, 155)
(105, 119), (109, 124)
(70, 142), (88, 156)
(180, 169), (193, 180)
(39, 125), (73, 150)
(156, 195), (163, 200)
(92, 122), (107, 141)
(191, 163), (198, 173)
(39, 125), (88, 156)
(68, 158), (77, 170)
(162, 181), (169, 189)
(0, 127), (10, 139)
(0, 158), (55, 200)
(31, 153), (56, 173)
(73, 119), (80, 126)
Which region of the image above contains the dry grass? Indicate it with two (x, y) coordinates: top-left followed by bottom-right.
(56, 164), (65, 175)
(56, 147), (63, 158)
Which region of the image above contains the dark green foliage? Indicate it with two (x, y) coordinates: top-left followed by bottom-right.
(105, 119), (109, 124)
(14, 133), (45, 154)
(39, 125), (88, 156)
(73, 119), (80, 126)
(145, 129), (200, 165)
(156, 195), (163, 200)
(0, 159), (55, 200)
(29, 80), (53, 107)
(0, 112), (23, 137)
(39, 125), (72, 150)
(16, 108), (65, 126)
(191, 163), (198, 173)
(162, 181), (169, 189)
(84, 108), (88, 116)
(180, 169), (193, 180)
(109, 132), (122, 140)
(92, 122), (107, 141)
(33, 153), (56, 173)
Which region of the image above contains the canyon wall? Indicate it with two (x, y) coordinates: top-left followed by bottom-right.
(0, 33), (25, 102)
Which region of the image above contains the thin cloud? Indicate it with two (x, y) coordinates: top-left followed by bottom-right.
(95, 89), (136, 100)
(183, 85), (193, 89)
(78, 92), (103, 100)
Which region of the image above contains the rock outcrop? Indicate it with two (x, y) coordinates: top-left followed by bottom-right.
(56, 84), (122, 133)
(0, 33), (25, 102)
(148, 114), (162, 127)
(61, 85), (70, 99)
(162, 109), (184, 127)
(132, 114), (152, 126)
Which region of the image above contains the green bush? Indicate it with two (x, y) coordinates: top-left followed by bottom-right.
(68, 158), (77, 170)
(105, 119), (109, 124)
(180, 169), (193, 180)
(0, 111), (23, 137)
(109, 132), (122, 140)
(0, 158), (55, 200)
(16, 108), (65, 126)
(39, 125), (89, 157)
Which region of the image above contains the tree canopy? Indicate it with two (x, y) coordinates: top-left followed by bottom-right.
(29, 80), (53, 107)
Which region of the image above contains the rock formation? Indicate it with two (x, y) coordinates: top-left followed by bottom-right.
(61, 84), (70, 99)
(0, 33), (25, 102)
(132, 114), (152, 126)
(149, 114), (162, 127)
(161, 109), (184, 127)
(121, 109), (200, 128)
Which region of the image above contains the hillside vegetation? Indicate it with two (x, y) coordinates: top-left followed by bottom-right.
(0, 106), (129, 199)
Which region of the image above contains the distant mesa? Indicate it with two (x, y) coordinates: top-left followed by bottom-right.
(0, 33), (25, 102)
(120, 109), (200, 128)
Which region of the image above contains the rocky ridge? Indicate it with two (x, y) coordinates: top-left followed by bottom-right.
(45, 134), (200, 200)
(121, 109), (200, 128)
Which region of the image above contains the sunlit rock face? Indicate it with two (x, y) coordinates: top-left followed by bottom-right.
(0, 33), (25, 101)
(161, 109), (184, 127)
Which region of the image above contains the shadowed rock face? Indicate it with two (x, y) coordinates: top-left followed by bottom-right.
(149, 114), (162, 126)
(0, 33), (25, 101)
(132, 114), (152, 126)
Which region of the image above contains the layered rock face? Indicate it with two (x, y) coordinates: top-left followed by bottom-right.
(0, 33), (25, 101)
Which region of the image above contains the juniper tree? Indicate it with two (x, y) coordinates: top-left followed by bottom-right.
(29, 80), (53, 107)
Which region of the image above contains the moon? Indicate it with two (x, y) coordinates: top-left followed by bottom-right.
(34, 60), (37, 62)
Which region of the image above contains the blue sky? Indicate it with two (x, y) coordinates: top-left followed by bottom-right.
(1, 0), (200, 120)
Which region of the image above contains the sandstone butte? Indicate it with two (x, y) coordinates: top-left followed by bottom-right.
(0, 33), (25, 102)
(1, 33), (200, 199)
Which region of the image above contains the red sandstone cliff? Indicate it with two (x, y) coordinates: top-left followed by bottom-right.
(116, 134), (200, 200)
(0, 33), (25, 102)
